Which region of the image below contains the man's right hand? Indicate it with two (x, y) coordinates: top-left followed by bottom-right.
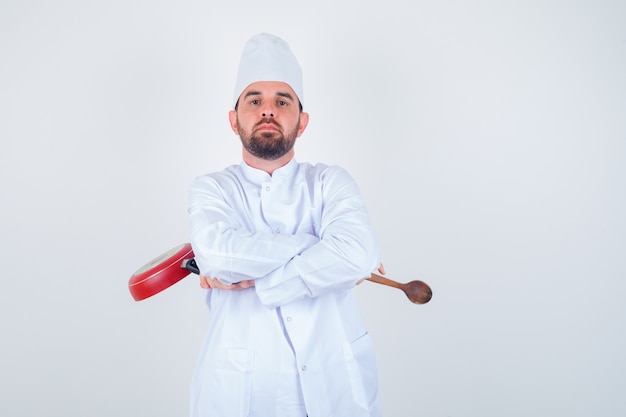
(199, 275), (255, 291)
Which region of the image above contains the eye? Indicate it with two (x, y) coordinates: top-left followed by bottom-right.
(277, 100), (287, 106)
(250, 99), (260, 105)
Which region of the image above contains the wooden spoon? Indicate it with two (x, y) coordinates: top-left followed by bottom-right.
(367, 273), (432, 304)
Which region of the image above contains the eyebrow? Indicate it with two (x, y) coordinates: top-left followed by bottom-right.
(243, 90), (261, 99)
(243, 90), (295, 102)
(276, 91), (295, 102)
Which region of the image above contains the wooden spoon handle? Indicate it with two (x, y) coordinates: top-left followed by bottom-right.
(366, 272), (405, 290)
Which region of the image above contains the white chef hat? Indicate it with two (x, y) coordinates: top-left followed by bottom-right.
(232, 33), (303, 109)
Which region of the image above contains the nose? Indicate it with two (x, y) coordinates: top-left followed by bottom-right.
(260, 102), (275, 118)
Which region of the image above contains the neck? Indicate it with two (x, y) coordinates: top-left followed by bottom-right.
(242, 149), (294, 176)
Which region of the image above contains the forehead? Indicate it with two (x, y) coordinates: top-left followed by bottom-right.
(239, 81), (298, 100)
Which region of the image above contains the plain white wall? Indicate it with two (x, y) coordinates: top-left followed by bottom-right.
(1, 1), (624, 416)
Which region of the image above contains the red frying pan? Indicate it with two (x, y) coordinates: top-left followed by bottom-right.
(129, 243), (432, 304)
(128, 243), (196, 301)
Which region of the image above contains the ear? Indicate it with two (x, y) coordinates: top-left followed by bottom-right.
(297, 112), (309, 137)
(228, 110), (239, 134)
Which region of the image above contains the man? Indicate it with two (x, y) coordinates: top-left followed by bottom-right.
(188, 33), (383, 417)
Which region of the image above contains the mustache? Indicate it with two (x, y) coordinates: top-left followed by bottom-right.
(255, 118), (281, 129)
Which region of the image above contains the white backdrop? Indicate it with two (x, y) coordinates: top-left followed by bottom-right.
(1, 1), (625, 416)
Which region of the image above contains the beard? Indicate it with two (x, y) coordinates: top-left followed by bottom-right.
(237, 117), (299, 160)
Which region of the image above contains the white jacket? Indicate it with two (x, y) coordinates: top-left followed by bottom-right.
(188, 158), (381, 417)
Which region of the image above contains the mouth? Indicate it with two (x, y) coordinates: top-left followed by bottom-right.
(255, 122), (281, 133)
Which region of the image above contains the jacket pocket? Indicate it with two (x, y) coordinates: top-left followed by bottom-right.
(343, 332), (378, 411)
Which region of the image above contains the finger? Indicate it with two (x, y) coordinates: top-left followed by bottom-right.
(209, 277), (233, 290)
(216, 277), (241, 290)
(231, 280), (255, 291)
(239, 279), (255, 289)
(200, 275), (230, 289)
(377, 263), (386, 275)
(199, 275), (211, 289)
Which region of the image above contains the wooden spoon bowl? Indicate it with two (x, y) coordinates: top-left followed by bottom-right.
(367, 273), (433, 304)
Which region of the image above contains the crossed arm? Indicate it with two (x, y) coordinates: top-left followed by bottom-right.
(188, 166), (380, 306)
(198, 263), (386, 290)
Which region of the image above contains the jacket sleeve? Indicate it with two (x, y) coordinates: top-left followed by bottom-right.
(254, 166), (379, 308)
(188, 174), (319, 285)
